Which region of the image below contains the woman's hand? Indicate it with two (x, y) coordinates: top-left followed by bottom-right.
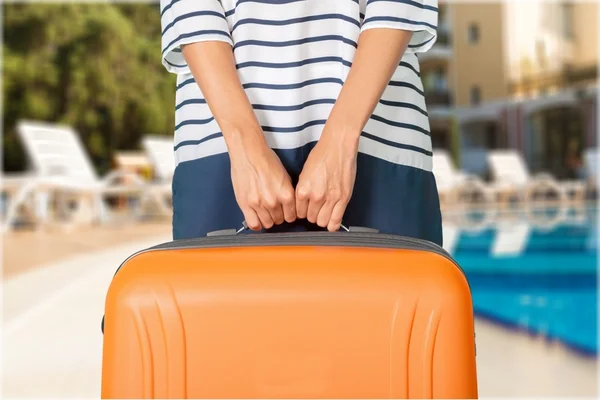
(295, 28), (413, 232)
(181, 41), (296, 231)
(295, 128), (358, 232)
(229, 135), (296, 231)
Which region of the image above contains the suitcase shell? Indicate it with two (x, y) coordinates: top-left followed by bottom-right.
(101, 232), (478, 399)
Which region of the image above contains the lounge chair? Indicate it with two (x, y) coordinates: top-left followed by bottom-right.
(441, 223), (460, 255)
(1, 173), (36, 225)
(141, 135), (175, 216)
(491, 221), (530, 257)
(487, 150), (585, 205)
(584, 148), (598, 196)
(2, 121), (148, 232)
(432, 149), (492, 206)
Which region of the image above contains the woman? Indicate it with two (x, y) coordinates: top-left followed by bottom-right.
(160, 0), (442, 245)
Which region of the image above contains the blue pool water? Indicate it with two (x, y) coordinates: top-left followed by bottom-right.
(451, 207), (597, 355)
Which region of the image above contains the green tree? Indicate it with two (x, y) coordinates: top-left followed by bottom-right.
(3, 3), (177, 174)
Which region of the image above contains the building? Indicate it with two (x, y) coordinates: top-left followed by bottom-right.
(423, 1), (598, 179)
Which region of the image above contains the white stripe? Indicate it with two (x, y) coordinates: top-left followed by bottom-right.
(254, 105), (333, 128)
(373, 102), (431, 132)
(231, 0), (359, 22)
(359, 136), (432, 171)
(174, 119), (222, 145)
(237, 62), (350, 86)
(233, 38), (357, 65)
(364, 117), (432, 152)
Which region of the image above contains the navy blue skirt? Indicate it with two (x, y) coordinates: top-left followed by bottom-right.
(172, 143), (443, 246)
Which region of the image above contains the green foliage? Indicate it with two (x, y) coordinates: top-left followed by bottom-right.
(3, 3), (177, 173)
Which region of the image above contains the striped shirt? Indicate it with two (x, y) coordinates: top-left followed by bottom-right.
(160, 0), (438, 171)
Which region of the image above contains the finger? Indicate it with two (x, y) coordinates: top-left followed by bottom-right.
(241, 207), (262, 231)
(316, 200), (335, 228)
(327, 201), (347, 232)
(280, 189), (297, 223)
(255, 207), (274, 230)
(306, 195), (325, 224)
(267, 204), (285, 225)
(295, 184), (310, 219)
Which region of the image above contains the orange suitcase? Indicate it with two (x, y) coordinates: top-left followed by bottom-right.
(101, 227), (478, 399)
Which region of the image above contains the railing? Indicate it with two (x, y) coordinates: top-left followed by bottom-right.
(424, 90), (453, 107)
(435, 30), (451, 47)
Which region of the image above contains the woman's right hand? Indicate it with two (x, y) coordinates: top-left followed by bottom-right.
(181, 41), (295, 230)
(228, 135), (296, 231)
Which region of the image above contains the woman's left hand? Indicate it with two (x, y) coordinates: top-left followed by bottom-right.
(295, 128), (359, 231)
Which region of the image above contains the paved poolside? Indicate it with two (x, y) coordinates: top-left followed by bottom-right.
(2, 223), (598, 398)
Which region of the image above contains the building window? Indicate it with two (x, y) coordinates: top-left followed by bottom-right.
(470, 86), (481, 105)
(468, 23), (480, 44)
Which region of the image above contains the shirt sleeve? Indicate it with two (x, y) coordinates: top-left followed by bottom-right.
(361, 0), (438, 53)
(160, 0), (233, 74)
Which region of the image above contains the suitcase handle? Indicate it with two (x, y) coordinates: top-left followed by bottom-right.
(206, 221), (379, 236)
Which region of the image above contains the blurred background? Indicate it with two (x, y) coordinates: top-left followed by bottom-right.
(2, 1), (598, 398)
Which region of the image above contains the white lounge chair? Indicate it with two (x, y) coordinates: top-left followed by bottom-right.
(491, 221), (530, 257)
(432, 149), (492, 205)
(487, 150), (585, 205)
(141, 135), (175, 216)
(2, 121), (148, 232)
(584, 148), (598, 195)
(1, 173), (36, 225)
(441, 223), (460, 255)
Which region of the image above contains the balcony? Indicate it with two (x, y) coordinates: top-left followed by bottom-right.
(419, 28), (453, 64)
(425, 89), (454, 121)
(425, 89), (453, 108)
(436, 23), (451, 46)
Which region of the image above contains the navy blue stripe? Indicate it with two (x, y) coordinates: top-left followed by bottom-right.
(253, 99), (336, 111)
(399, 61), (420, 76)
(176, 98), (336, 112)
(379, 99), (428, 116)
(176, 77), (196, 90)
(237, 56), (352, 69)
(262, 119), (327, 133)
(388, 80), (424, 96)
(408, 35), (436, 49)
(162, 11), (226, 36)
(160, 0), (180, 17)
(175, 117), (215, 131)
(174, 132), (223, 151)
(163, 30), (231, 56)
(370, 114), (430, 136)
(361, 131), (432, 156)
(363, 16), (437, 30)
(225, 8), (235, 17)
(165, 58), (187, 69)
(175, 98), (207, 110)
(232, 14), (361, 32)
(366, 0), (438, 12)
(176, 79), (418, 98)
(243, 77), (344, 90)
(234, 35), (357, 50)
(180, 78), (336, 93)
(360, 12), (365, 20)
(236, 0), (304, 6)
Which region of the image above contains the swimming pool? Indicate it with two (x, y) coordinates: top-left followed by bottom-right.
(447, 206), (597, 356)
